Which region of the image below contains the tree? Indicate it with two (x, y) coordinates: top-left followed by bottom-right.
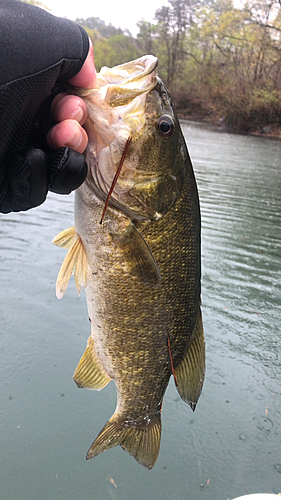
(154, 0), (195, 85)
(136, 20), (156, 54)
(88, 33), (141, 70)
(71, 2), (281, 131)
(75, 17), (123, 38)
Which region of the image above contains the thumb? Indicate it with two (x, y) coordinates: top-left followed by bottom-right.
(68, 41), (98, 89)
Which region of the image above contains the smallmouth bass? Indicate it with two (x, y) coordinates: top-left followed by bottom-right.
(53, 55), (204, 469)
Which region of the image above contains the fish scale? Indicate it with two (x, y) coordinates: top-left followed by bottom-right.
(53, 55), (204, 469)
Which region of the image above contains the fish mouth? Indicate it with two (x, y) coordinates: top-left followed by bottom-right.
(99, 55), (159, 106)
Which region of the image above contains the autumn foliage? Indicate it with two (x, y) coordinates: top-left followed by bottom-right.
(77, 0), (281, 133)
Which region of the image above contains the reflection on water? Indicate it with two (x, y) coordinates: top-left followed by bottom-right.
(0, 122), (280, 500)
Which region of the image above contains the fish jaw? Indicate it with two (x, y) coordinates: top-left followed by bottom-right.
(79, 55), (158, 105)
(77, 55), (158, 150)
(98, 55), (158, 85)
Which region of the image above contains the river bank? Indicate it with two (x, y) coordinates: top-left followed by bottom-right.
(177, 110), (281, 140)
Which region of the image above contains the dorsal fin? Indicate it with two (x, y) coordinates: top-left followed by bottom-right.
(52, 227), (90, 299)
(175, 308), (205, 411)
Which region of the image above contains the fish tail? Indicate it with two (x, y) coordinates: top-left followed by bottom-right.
(86, 415), (161, 470)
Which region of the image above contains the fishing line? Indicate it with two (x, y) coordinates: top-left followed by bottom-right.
(99, 135), (133, 224)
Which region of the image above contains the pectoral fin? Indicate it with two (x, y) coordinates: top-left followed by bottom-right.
(175, 308), (205, 411)
(73, 335), (111, 390)
(52, 226), (77, 249)
(111, 222), (161, 285)
(52, 227), (90, 299)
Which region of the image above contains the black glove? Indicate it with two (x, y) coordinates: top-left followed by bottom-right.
(0, 0), (90, 213)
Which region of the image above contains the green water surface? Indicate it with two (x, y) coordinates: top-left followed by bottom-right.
(0, 122), (280, 500)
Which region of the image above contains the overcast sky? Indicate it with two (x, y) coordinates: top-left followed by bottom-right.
(43, 0), (169, 36)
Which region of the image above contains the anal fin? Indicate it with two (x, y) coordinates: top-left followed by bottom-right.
(52, 226), (90, 299)
(86, 414), (161, 470)
(73, 335), (111, 390)
(175, 307), (205, 411)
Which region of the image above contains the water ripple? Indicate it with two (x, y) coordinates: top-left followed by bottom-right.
(0, 121), (280, 500)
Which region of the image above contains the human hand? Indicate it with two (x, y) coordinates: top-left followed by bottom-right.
(47, 42), (97, 154)
(0, 0), (97, 213)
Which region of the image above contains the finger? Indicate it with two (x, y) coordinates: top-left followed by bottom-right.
(50, 94), (87, 125)
(48, 149), (88, 195)
(47, 120), (88, 153)
(68, 41), (98, 89)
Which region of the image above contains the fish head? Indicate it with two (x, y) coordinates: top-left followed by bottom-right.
(78, 55), (189, 221)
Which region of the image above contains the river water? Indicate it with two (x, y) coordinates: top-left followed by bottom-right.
(0, 122), (280, 500)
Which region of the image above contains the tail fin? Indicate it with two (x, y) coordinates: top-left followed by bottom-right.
(86, 415), (161, 470)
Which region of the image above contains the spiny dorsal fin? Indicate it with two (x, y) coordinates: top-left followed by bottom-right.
(175, 307), (205, 411)
(111, 222), (161, 285)
(73, 335), (111, 390)
(52, 227), (90, 299)
(86, 415), (161, 470)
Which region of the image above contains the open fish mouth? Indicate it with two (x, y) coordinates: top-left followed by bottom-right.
(77, 55), (158, 105)
(99, 55), (158, 84)
(94, 55), (159, 105)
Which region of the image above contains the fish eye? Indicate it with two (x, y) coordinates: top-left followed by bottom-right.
(156, 115), (175, 138)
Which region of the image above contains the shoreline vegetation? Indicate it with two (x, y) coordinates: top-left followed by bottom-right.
(177, 112), (281, 139)
(75, 0), (281, 140)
